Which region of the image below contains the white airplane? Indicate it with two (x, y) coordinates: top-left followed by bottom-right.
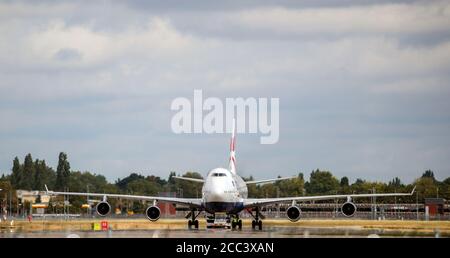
(45, 119), (415, 230)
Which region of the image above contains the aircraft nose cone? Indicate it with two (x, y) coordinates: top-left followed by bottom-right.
(208, 187), (224, 202)
(206, 181), (226, 202)
(208, 193), (222, 202)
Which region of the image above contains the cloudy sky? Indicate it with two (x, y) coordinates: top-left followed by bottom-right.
(1, 0), (449, 184)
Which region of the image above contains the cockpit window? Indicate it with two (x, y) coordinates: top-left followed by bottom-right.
(212, 172), (226, 177)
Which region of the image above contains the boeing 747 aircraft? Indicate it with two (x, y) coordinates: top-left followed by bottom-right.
(45, 120), (415, 230)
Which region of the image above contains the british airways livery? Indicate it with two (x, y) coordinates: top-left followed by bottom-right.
(46, 119), (415, 230)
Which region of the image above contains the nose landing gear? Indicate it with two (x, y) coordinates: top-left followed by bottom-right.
(231, 215), (242, 230)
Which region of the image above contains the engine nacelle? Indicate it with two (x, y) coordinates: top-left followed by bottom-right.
(96, 201), (111, 216)
(286, 206), (301, 222)
(341, 202), (357, 217)
(146, 206), (161, 221)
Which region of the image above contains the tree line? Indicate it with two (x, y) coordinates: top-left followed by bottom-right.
(1, 153), (449, 214)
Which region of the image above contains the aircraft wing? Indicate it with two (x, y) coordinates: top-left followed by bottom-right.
(245, 176), (297, 185)
(45, 185), (202, 208)
(243, 187), (416, 208)
(172, 176), (205, 183)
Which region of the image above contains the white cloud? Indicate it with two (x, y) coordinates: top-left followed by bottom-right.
(0, 2), (76, 18)
(0, 1), (449, 182)
(232, 2), (450, 36)
(25, 17), (196, 67)
(28, 20), (111, 65)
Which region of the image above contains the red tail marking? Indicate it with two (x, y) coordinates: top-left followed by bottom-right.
(230, 137), (235, 151)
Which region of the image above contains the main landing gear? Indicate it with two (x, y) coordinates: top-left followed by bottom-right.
(231, 215), (242, 230)
(188, 219), (199, 229)
(187, 209), (200, 229)
(248, 207), (263, 230)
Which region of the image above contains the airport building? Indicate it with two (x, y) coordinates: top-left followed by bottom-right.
(424, 198), (445, 218)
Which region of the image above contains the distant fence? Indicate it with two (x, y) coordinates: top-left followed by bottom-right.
(17, 203), (449, 221)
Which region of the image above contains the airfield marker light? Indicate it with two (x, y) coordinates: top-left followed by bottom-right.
(101, 220), (109, 231)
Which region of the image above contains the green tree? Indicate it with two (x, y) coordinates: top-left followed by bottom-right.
(441, 177), (450, 200)
(306, 169), (340, 195)
(389, 177), (403, 188)
(168, 171), (176, 184)
(10, 157), (22, 189)
(243, 176), (259, 197)
(0, 179), (12, 212)
(260, 183), (277, 198)
(276, 174), (305, 197)
(21, 153), (35, 190)
(127, 179), (160, 195)
(55, 152), (70, 191)
(350, 178), (367, 193)
(33, 159), (55, 190)
(34, 159), (43, 190)
(340, 177), (349, 187)
(176, 172), (203, 198)
(415, 176), (438, 201)
(70, 171), (113, 192)
(349, 178), (400, 203)
(383, 177), (408, 203)
(115, 173), (145, 190)
(165, 171), (177, 192)
(422, 170), (435, 181)
(68, 171), (119, 213)
(42, 160), (56, 190)
(115, 174), (162, 213)
(340, 176), (351, 194)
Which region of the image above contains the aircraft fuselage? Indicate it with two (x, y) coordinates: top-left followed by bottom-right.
(201, 168), (247, 214)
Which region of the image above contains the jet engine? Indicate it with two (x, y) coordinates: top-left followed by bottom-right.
(96, 201), (111, 216)
(341, 202), (357, 217)
(286, 206), (301, 222)
(146, 206), (161, 221)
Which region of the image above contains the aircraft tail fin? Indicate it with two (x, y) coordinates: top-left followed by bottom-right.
(229, 118), (236, 174)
